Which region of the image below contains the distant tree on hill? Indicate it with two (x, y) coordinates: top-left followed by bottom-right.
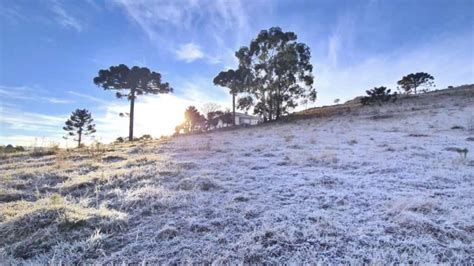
(397, 72), (435, 94)
(63, 109), (96, 148)
(182, 106), (206, 133)
(361, 87), (397, 106)
(0, 145), (25, 153)
(93, 64), (173, 141)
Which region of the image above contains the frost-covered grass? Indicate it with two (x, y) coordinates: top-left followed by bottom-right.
(1, 86), (473, 263)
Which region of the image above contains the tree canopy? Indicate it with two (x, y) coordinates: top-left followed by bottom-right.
(63, 109), (96, 148)
(213, 68), (249, 126)
(228, 27), (316, 121)
(397, 72), (435, 94)
(93, 64), (173, 141)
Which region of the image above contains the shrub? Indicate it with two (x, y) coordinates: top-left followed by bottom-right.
(0, 145), (25, 154)
(137, 134), (153, 141)
(361, 86), (397, 106)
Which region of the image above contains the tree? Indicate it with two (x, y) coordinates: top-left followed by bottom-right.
(360, 86), (397, 106)
(63, 109), (96, 148)
(213, 68), (248, 125)
(397, 72), (435, 94)
(220, 110), (234, 126)
(182, 106), (206, 133)
(227, 27), (316, 121)
(200, 103), (221, 117)
(206, 110), (224, 130)
(93, 64), (173, 141)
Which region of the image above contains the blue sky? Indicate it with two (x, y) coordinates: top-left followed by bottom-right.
(1, 0), (473, 146)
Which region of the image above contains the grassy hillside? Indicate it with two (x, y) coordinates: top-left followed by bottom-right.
(1, 85), (473, 263)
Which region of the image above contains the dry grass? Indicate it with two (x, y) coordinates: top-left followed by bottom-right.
(1, 85), (473, 263)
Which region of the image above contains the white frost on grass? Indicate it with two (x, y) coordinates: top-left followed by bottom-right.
(1, 86), (473, 263)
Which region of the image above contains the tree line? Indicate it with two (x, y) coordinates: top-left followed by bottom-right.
(60, 26), (437, 148)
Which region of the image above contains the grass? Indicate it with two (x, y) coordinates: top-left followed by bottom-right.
(1, 87), (472, 263)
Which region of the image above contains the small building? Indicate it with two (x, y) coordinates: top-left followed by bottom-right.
(234, 112), (261, 126)
(214, 112), (261, 129)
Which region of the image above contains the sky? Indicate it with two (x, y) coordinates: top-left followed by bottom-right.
(0, 0), (473, 146)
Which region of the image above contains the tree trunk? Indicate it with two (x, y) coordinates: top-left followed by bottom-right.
(78, 129), (82, 148)
(276, 87), (281, 120)
(129, 90), (135, 141)
(268, 91), (273, 121)
(232, 93), (236, 126)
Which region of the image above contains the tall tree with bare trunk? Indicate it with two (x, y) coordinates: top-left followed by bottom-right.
(397, 72), (435, 94)
(93, 64), (172, 141)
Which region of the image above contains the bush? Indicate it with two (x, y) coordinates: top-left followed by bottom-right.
(0, 145), (25, 154)
(137, 134), (153, 141)
(361, 86), (397, 106)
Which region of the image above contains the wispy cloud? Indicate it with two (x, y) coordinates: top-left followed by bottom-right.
(0, 106), (65, 133)
(327, 13), (356, 67)
(44, 97), (73, 104)
(0, 4), (26, 24)
(49, 0), (83, 32)
(113, 0), (264, 65)
(0, 85), (73, 104)
(176, 43), (204, 63)
(68, 91), (109, 104)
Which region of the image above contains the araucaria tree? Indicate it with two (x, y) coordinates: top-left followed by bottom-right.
(63, 109), (96, 148)
(397, 72), (435, 94)
(93, 64), (173, 141)
(361, 86), (396, 106)
(213, 68), (248, 125)
(218, 27), (316, 121)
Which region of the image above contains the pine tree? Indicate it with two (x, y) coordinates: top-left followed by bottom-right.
(63, 109), (96, 148)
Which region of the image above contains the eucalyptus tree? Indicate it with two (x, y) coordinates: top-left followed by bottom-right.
(93, 64), (173, 141)
(232, 27), (316, 121)
(397, 72), (435, 94)
(63, 109), (96, 148)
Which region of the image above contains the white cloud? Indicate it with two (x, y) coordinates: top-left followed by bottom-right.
(113, 0), (264, 66)
(44, 97), (73, 104)
(68, 91), (109, 104)
(0, 85), (73, 104)
(49, 1), (83, 32)
(176, 43), (204, 63)
(327, 13), (356, 67)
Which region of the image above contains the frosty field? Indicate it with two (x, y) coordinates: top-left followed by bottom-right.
(1, 86), (473, 263)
